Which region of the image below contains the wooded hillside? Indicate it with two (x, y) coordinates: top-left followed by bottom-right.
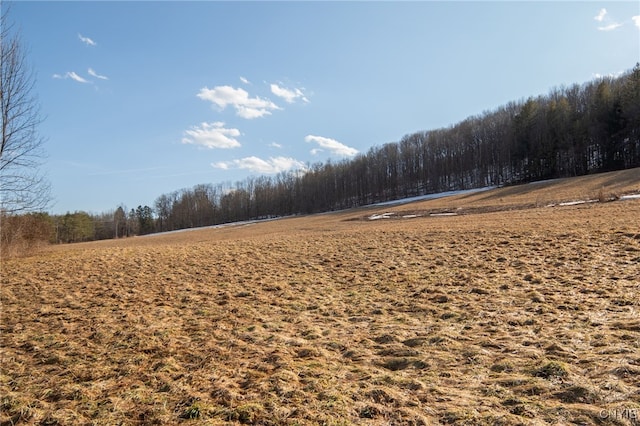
(17, 64), (639, 244)
(150, 64), (640, 233)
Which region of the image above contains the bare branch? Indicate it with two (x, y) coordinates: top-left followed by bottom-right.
(0, 4), (50, 213)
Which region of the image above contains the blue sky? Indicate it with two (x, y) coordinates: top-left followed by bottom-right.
(8, 1), (640, 214)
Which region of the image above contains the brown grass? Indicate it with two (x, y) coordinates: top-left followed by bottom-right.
(2, 169), (639, 425)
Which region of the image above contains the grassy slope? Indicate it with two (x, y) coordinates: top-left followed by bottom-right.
(1, 168), (639, 425)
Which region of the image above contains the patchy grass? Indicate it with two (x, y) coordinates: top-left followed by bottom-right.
(1, 170), (640, 425)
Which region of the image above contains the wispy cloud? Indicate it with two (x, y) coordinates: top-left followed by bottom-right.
(182, 122), (242, 149)
(305, 135), (358, 157)
(598, 22), (623, 31)
(88, 68), (109, 80)
(213, 156), (306, 174)
(270, 83), (309, 104)
(632, 15), (640, 28)
(66, 71), (89, 84)
(78, 33), (96, 46)
(594, 8), (607, 22)
(269, 142), (283, 149)
(197, 85), (280, 119)
(53, 71), (90, 84)
(594, 8), (623, 31)
(240, 76), (250, 85)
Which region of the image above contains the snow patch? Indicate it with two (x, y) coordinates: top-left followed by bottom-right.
(372, 186), (496, 207)
(143, 217), (275, 237)
(369, 212), (396, 220)
(557, 199), (598, 206)
(547, 192), (640, 207)
(620, 194), (640, 200)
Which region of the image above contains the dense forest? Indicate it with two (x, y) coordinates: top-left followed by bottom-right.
(7, 64), (639, 244)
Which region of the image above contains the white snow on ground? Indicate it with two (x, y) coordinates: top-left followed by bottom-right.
(547, 193), (640, 207)
(368, 212), (396, 220)
(368, 187), (640, 220)
(143, 218), (270, 237)
(621, 194), (640, 200)
(557, 199), (598, 206)
(367, 187), (497, 220)
(372, 186), (497, 207)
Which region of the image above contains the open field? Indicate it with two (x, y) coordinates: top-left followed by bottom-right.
(2, 169), (640, 425)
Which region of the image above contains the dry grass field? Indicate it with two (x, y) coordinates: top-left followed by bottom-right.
(2, 169), (640, 425)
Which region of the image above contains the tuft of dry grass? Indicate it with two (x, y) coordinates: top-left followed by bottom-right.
(1, 169), (639, 425)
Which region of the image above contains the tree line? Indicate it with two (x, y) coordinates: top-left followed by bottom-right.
(0, 205), (155, 251)
(6, 64), (639, 245)
(147, 64), (640, 232)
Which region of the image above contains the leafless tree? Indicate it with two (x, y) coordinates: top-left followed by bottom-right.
(1, 4), (50, 213)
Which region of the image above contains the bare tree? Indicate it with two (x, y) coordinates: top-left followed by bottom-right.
(1, 4), (50, 213)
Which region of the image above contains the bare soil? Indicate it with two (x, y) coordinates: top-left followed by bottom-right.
(2, 168), (639, 425)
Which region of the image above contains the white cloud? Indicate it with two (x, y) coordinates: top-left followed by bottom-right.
(78, 33), (96, 46)
(53, 71), (90, 84)
(269, 142), (283, 149)
(270, 83), (309, 104)
(305, 135), (358, 157)
(212, 161), (229, 170)
(594, 8), (607, 22)
(240, 76), (250, 84)
(182, 122), (241, 149)
(632, 15), (640, 28)
(598, 22), (623, 31)
(213, 156), (306, 174)
(88, 68), (108, 80)
(197, 85), (280, 119)
(594, 8), (624, 31)
(67, 72), (89, 83)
